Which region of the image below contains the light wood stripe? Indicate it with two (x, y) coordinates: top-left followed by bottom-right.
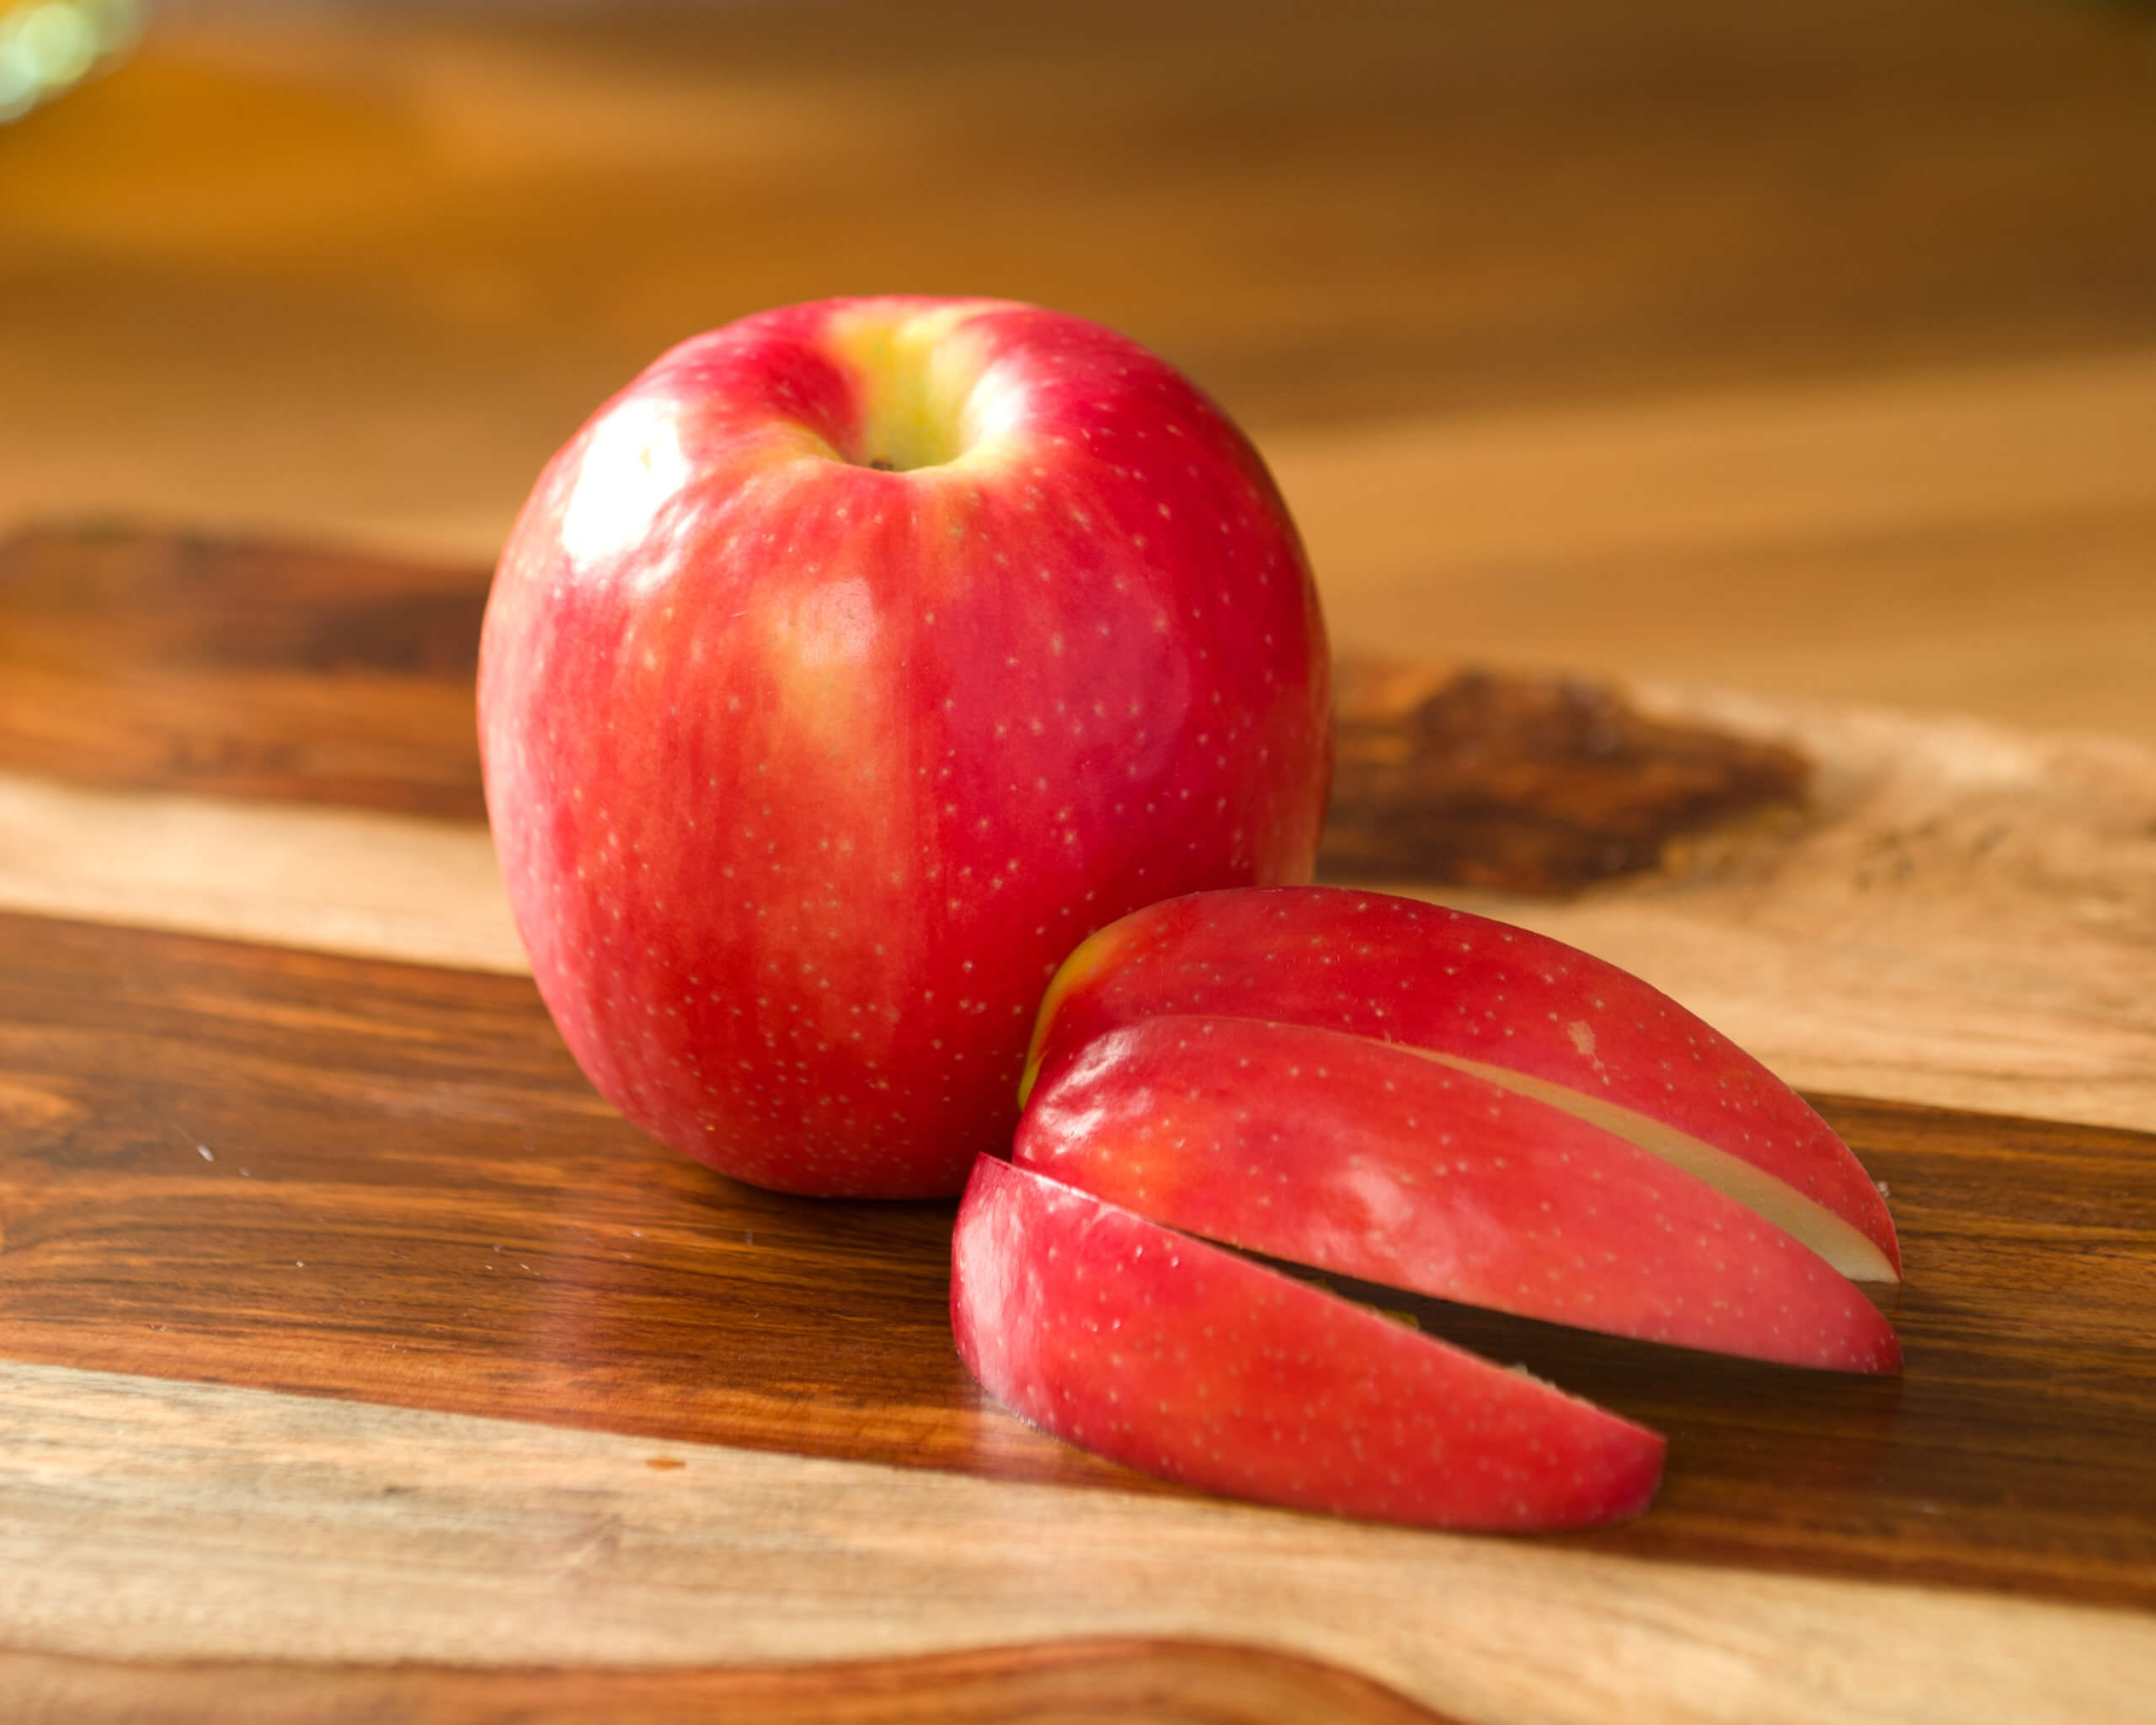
(1278, 346), (2156, 595)
(0, 1638), (1455, 1725)
(0, 1360), (2148, 1725)
(0, 769), (526, 975)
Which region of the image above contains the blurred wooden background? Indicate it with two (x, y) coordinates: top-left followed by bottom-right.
(3, 0), (2153, 739)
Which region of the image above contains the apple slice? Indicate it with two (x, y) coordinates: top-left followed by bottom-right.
(1015, 1014), (1901, 1373)
(1023, 886), (1900, 1284)
(952, 1154), (1667, 1531)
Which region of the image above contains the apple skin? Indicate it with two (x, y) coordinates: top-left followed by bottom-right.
(1025, 886), (1901, 1280)
(1016, 1014), (1902, 1373)
(952, 1154), (1667, 1531)
(478, 297), (1330, 1197)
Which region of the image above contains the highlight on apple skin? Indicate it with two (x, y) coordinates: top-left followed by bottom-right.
(951, 1153), (1668, 1534)
(478, 297), (1331, 1198)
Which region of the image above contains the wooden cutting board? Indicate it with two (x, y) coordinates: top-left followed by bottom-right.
(1, 527), (2152, 1723)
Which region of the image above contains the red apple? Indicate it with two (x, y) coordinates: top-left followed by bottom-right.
(1025, 886), (1901, 1282)
(478, 297), (1331, 1196)
(951, 885), (1903, 1529)
(1016, 1013), (1901, 1373)
(952, 1154), (1667, 1532)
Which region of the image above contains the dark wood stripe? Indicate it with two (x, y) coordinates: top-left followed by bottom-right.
(2, 910), (2152, 1606)
(0, 526), (491, 821)
(0, 1637), (1457, 1725)
(1322, 660), (1811, 894)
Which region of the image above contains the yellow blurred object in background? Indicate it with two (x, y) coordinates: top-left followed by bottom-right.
(0, 0), (141, 123)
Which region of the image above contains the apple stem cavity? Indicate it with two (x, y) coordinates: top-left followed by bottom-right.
(825, 300), (1004, 473)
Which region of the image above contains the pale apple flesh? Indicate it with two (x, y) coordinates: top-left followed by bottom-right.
(479, 298), (1329, 1197)
(1024, 886), (1901, 1281)
(1015, 1014), (1901, 1373)
(952, 1154), (1668, 1531)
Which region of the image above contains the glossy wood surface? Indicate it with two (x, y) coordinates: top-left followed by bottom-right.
(3, 905), (2153, 1610)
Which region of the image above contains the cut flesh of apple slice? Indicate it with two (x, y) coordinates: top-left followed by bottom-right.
(1416, 1050), (1892, 1284)
(1016, 1015), (1901, 1373)
(952, 1154), (1667, 1531)
(1025, 886), (1900, 1283)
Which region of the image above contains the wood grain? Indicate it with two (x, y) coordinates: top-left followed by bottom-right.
(1324, 659), (1812, 893)
(0, 1637), (1454, 1725)
(2, 908), (2153, 1609)
(3, 1359), (2151, 1725)
(0, 525), (488, 821)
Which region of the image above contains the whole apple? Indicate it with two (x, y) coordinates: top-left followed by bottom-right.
(478, 296), (1331, 1197)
